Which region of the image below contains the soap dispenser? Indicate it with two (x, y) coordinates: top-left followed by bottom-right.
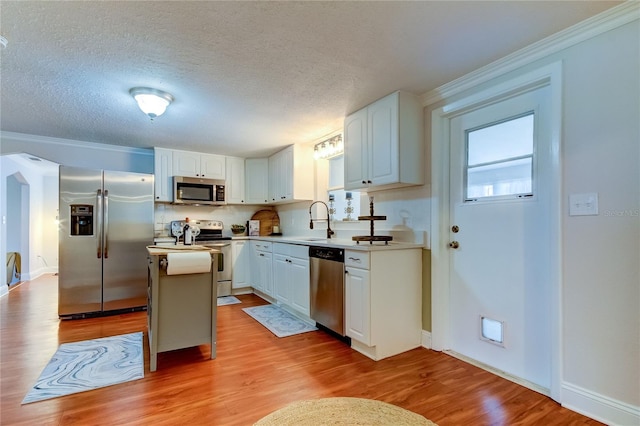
(183, 218), (193, 245)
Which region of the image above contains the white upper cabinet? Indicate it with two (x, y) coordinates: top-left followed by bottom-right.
(344, 91), (424, 191)
(226, 156), (245, 204)
(172, 150), (226, 179)
(154, 147), (173, 202)
(267, 144), (314, 204)
(344, 107), (368, 190)
(245, 158), (269, 204)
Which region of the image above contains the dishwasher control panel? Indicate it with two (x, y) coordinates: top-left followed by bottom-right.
(308, 246), (344, 262)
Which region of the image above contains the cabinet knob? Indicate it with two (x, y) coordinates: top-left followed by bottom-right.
(362, 180), (366, 184)
(367, 180), (372, 184)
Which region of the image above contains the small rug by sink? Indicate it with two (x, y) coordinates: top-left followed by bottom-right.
(254, 397), (437, 425)
(22, 332), (143, 404)
(242, 304), (317, 337)
(217, 295), (241, 306)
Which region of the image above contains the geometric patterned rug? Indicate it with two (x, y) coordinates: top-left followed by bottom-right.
(242, 304), (317, 338)
(22, 332), (144, 404)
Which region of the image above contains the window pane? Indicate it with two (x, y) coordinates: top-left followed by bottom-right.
(329, 189), (360, 221)
(465, 113), (534, 200)
(468, 114), (533, 166)
(467, 158), (532, 199)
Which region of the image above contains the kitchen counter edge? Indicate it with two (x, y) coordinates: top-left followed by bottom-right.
(229, 235), (424, 251)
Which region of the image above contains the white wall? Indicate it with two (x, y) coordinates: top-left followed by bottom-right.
(0, 132), (153, 173)
(153, 203), (269, 238)
(557, 20), (639, 417)
(426, 13), (639, 424)
(0, 155), (59, 297)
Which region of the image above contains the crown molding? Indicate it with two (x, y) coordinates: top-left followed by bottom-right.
(0, 131), (152, 156)
(421, 1), (640, 106)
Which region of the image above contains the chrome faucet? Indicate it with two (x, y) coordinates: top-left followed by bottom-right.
(309, 201), (335, 239)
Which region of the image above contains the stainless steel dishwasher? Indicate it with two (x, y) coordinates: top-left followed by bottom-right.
(309, 246), (346, 337)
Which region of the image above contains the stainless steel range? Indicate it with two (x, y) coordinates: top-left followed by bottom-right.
(170, 219), (232, 296)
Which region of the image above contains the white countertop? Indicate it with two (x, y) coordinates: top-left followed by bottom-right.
(229, 235), (424, 251)
(154, 233), (424, 251)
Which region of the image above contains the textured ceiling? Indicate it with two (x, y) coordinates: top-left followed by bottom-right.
(0, 1), (621, 158)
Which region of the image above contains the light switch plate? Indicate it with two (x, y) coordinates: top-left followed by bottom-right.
(569, 193), (599, 216)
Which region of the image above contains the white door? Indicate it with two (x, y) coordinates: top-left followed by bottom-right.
(448, 85), (553, 392)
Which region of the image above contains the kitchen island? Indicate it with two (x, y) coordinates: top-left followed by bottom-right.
(147, 246), (219, 371)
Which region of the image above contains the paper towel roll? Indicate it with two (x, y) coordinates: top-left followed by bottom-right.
(166, 252), (212, 275)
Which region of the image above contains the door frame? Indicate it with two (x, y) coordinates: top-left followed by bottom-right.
(430, 62), (563, 401)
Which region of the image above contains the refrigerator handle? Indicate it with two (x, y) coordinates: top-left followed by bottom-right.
(96, 189), (103, 259)
(104, 189), (109, 259)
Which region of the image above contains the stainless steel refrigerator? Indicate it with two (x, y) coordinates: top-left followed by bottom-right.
(58, 166), (154, 318)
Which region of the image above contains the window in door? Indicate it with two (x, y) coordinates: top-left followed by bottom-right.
(465, 112), (535, 201)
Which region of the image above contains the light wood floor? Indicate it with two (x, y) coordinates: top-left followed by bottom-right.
(1, 274), (601, 426)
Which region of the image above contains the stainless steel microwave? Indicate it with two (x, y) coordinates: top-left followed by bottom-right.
(173, 176), (226, 206)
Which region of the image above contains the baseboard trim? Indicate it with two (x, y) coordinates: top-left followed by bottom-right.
(444, 350), (550, 398)
(421, 330), (432, 349)
(562, 382), (640, 426)
(20, 267), (57, 282)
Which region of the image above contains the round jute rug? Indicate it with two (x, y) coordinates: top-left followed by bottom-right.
(254, 397), (437, 426)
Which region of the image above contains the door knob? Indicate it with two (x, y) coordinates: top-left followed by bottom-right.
(449, 241), (460, 249)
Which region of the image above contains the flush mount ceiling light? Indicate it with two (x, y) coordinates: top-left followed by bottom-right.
(129, 87), (174, 120)
(313, 134), (343, 160)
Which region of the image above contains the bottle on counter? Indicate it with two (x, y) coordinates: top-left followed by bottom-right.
(184, 217), (193, 245)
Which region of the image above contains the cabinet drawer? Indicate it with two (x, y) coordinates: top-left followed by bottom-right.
(252, 241), (272, 252)
(345, 250), (369, 269)
(274, 242), (308, 258)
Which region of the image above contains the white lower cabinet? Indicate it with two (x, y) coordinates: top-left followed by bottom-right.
(273, 254), (290, 305)
(273, 243), (310, 317)
(345, 265), (370, 345)
(344, 248), (422, 361)
(251, 241), (273, 297)
(232, 240), (250, 290)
